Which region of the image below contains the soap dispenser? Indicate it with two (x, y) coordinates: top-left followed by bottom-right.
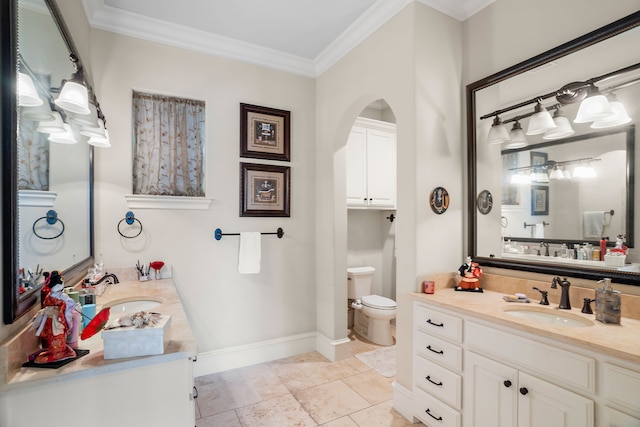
(595, 278), (621, 324)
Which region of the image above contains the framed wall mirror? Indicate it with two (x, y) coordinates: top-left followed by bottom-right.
(467, 11), (640, 285)
(2, 0), (95, 323)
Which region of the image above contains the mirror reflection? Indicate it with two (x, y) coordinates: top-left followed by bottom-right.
(469, 13), (640, 283)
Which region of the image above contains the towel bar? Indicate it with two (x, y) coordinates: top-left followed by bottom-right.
(215, 227), (284, 240)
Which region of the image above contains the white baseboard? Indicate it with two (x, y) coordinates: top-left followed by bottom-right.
(193, 332), (316, 377)
(315, 331), (351, 362)
(393, 381), (417, 423)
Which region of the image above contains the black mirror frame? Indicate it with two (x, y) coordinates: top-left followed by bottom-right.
(2, 0), (94, 324)
(466, 11), (640, 286)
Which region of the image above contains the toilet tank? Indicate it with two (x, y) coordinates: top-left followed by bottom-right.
(347, 266), (375, 299)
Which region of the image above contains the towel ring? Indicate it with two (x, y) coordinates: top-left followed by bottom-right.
(117, 211), (143, 238)
(33, 210), (65, 240)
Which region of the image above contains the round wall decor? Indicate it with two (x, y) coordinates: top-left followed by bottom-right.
(477, 190), (493, 215)
(430, 187), (450, 214)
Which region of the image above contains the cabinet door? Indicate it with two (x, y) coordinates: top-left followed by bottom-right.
(365, 128), (396, 208)
(464, 351), (517, 427)
(346, 126), (368, 207)
(517, 371), (593, 427)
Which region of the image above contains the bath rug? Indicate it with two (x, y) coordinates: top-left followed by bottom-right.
(355, 345), (396, 377)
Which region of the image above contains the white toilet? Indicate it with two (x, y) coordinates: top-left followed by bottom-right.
(348, 266), (396, 346)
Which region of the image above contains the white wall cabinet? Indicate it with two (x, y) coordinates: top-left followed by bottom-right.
(464, 351), (593, 427)
(346, 117), (396, 209)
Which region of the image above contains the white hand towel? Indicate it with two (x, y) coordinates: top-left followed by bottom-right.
(534, 223), (544, 238)
(583, 211), (605, 239)
(238, 232), (261, 274)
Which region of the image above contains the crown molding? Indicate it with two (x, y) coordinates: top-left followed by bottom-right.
(81, 0), (491, 78)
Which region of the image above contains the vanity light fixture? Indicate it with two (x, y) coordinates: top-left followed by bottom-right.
(543, 108), (575, 140)
(505, 121), (527, 148)
(87, 129), (111, 148)
(48, 123), (78, 144)
(487, 115), (510, 144)
(573, 164), (597, 178)
(54, 54), (90, 115)
(36, 111), (66, 134)
(22, 99), (55, 121)
(510, 172), (531, 184)
(549, 164), (565, 180)
(18, 72), (43, 107)
(573, 84), (612, 123)
(526, 100), (556, 135)
(591, 93), (632, 129)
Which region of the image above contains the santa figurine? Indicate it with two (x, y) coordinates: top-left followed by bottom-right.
(30, 271), (77, 363)
(456, 256), (483, 292)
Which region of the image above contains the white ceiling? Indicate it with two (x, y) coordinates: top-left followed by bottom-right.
(81, 0), (493, 77)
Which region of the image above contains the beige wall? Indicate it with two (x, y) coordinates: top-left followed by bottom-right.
(89, 30), (317, 353)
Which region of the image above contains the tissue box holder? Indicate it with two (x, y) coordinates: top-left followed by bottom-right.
(101, 315), (171, 360)
(604, 254), (626, 267)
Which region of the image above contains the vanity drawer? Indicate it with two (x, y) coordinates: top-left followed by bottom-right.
(603, 363), (640, 417)
(414, 355), (461, 410)
(414, 303), (463, 343)
(414, 386), (460, 427)
(414, 330), (462, 371)
(466, 322), (595, 394)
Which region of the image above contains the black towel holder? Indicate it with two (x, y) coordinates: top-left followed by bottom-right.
(215, 227), (284, 240)
(117, 211), (143, 238)
(33, 210), (65, 240)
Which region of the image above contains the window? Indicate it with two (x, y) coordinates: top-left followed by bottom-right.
(132, 91), (205, 196)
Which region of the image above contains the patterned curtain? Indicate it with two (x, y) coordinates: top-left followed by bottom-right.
(18, 116), (49, 191)
(132, 92), (205, 196)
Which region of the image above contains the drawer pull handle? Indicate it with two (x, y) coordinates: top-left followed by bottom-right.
(519, 387), (529, 396)
(426, 319), (444, 327)
(503, 380), (512, 388)
(425, 408), (443, 421)
(426, 375), (443, 387)
(426, 345), (444, 355)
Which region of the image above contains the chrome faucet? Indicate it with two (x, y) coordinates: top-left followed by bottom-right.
(93, 273), (119, 285)
(550, 276), (571, 309)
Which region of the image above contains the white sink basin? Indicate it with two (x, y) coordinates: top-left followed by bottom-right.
(503, 305), (593, 327)
(106, 298), (163, 315)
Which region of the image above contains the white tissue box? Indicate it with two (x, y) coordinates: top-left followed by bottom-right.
(101, 315), (171, 359)
(604, 254), (626, 267)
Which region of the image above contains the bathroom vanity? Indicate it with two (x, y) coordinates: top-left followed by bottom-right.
(0, 278), (198, 427)
(408, 287), (640, 427)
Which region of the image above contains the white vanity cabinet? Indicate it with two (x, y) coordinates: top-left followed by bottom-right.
(412, 303), (463, 427)
(346, 117), (396, 209)
(464, 351), (593, 427)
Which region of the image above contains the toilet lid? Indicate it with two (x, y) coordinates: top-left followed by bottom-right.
(361, 295), (396, 310)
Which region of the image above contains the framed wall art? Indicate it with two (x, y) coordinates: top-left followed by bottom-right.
(240, 162), (291, 217)
(240, 103), (291, 161)
(531, 185), (549, 216)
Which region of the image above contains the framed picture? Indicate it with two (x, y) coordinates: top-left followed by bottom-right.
(240, 162), (290, 217)
(531, 185), (549, 216)
(530, 151), (548, 167)
(240, 103), (290, 161)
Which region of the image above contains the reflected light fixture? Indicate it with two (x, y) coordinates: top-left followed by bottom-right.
(591, 93), (631, 129)
(22, 100), (55, 121)
(549, 165), (565, 180)
(487, 115), (510, 144)
(54, 54), (90, 115)
(573, 164), (597, 178)
(543, 108), (575, 140)
(526, 100), (556, 135)
(79, 117), (106, 138)
(574, 84), (611, 123)
(18, 72), (43, 107)
(510, 172), (531, 184)
(505, 121), (527, 148)
(48, 123), (78, 144)
(87, 129), (111, 148)
(36, 111), (66, 133)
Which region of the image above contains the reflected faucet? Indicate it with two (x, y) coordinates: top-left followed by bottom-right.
(93, 273), (119, 286)
(540, 242), (550, 256)
(550, 276), (571, 309)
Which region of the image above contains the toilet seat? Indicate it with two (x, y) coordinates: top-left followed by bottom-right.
(361, 294), (396, 310)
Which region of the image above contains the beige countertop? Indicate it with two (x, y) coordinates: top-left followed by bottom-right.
(410, 288), (640, 364)
(0, 278), (197, 392)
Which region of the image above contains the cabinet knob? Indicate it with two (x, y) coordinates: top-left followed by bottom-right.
(503, 380), (512, 388)
(519, 387), (528, 395)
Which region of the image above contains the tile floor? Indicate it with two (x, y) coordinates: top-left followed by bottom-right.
(194, 330), (423, 426)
